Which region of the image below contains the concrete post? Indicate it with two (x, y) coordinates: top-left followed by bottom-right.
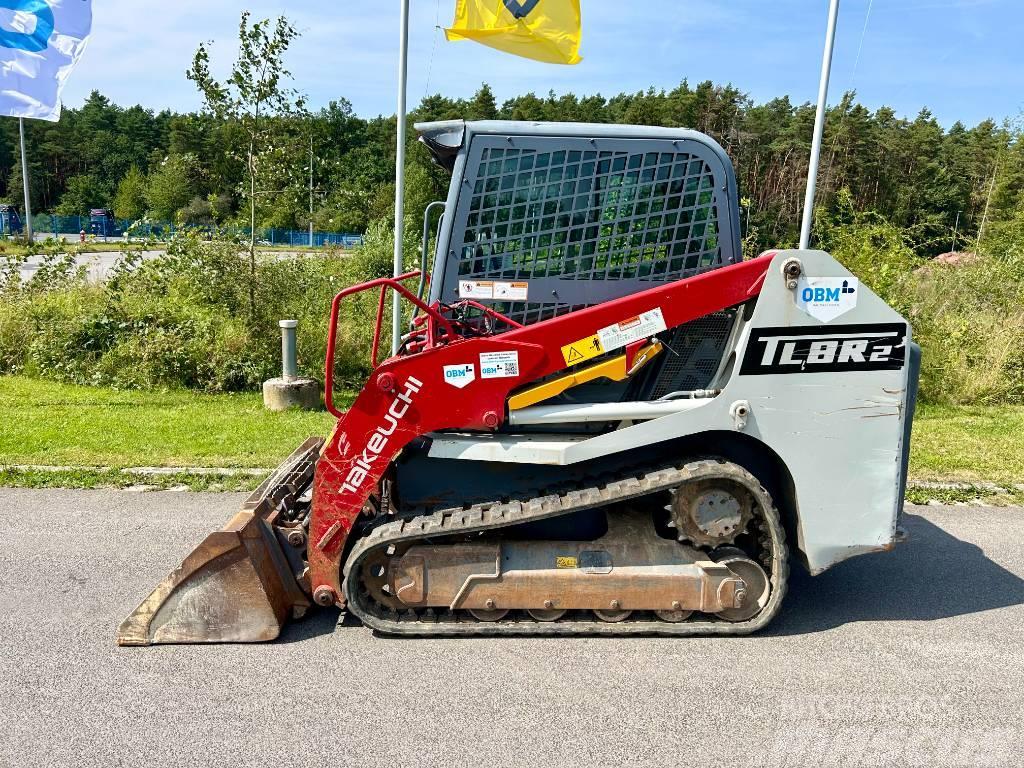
(263, 319), (321, 411)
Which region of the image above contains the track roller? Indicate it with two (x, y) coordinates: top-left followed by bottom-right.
(593, 609), (632, 623)
(469, 608), (510, 622)
(528, 608), (567, 622)
(654, 609), (693, 623)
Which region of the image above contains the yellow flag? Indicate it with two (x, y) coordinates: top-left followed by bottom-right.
(445, 0), (582, 65)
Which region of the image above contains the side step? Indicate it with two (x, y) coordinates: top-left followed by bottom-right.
(116, 437), (323, 646)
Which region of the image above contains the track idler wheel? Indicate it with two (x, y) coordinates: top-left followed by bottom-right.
(713, 548), (770, 623)
(360, 547), (406, 611)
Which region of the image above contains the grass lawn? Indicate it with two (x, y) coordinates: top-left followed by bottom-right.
(0, 375), (1021, 494)
(910, 403), (1024, 485)
(0, 375), (336, 469)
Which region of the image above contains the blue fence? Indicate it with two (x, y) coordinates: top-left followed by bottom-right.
(264, 230), (364, 248)
(27, 214), (363, 249)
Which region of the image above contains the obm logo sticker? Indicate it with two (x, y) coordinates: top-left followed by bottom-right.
(795, 276), (858, 323)
(443, 364), (476, 389)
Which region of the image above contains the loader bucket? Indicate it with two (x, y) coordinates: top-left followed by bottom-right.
(117, 438), (322, 646)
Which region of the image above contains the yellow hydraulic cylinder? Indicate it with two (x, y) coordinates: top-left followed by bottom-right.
(508, 341), (664, 411)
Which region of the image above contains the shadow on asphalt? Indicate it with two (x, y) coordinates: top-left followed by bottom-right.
(768, 511), (1024, 635)
(277, 511), (1024, 642)
(276, 607), (348, 644)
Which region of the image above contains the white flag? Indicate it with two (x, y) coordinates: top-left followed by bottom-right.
(0, 0), (91, 122)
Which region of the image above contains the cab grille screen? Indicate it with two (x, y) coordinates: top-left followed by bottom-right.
(459, 146), (724, 283)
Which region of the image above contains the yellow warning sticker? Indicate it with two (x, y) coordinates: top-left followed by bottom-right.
(561, 334), (605, 366)
(556, 556), (578, 569)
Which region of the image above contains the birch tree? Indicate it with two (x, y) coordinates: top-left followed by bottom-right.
(187, 13), (305, 312)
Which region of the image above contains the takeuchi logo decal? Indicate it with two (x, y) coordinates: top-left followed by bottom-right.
(503, 0), (541, 20)
(339, 376), (424, 496)
(0, 0), (54, 52)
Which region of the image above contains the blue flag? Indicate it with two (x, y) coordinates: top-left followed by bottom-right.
(0, 0), (92, 121)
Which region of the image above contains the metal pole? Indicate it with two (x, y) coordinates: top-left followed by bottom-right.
(309, 136), (314, 248)
(392, 0), (411, 355)
(19, 118), (33, 241)
(952, 210), (961, 254)
(799, 0), (840, 250)
(977, 165), (997, 250)
(280, 320), (298, 380)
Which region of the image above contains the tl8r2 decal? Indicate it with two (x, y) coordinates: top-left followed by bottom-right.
(740, 323), (907, 375)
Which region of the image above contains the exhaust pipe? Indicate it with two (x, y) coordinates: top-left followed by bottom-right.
(117, 438), (323, 646)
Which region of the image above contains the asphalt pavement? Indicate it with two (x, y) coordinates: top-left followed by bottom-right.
(15, 247), (316, 282)
(1, 488), (1022, 768)
(16, 249), (164, 281)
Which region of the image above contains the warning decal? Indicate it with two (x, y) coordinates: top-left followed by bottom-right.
(556, 556), (578, 569)
(561, 334), (605, 366)
(494, 281), (529, 301)
(560, 307), (667, 366)
(459, 280), (530, 301)
(458, 280), (494, 300)
(597, 308), (667, 352)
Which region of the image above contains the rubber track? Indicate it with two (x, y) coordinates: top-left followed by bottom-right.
(342, 458), (789, 637)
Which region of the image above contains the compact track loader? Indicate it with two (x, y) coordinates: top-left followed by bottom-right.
(118, 121), (919, 643)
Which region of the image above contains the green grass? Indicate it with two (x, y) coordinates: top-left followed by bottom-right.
(0, 466), (263, 492)
(0, 375), (336, 469)
(1, 376), (1023, 496)
(903, 484), (1024, 506)
(910, 403), (1024, 485)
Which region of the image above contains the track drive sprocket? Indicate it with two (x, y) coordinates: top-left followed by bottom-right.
(670, 479), (755, 548)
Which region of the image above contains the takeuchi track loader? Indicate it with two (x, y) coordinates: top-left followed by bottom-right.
(117, 121), (919, 643)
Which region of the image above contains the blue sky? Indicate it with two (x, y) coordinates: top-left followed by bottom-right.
(63, 0), (1021, 127)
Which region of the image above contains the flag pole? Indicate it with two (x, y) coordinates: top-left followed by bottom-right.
(19, 118), (33, 241)
(392, 0), (411, 355)
(799, 0), (840, 250)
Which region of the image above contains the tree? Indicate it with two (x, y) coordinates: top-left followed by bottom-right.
(113, 166), (148, 221)
(146, 154), (198, 221)
(3, 154), (39, 217)
(179, 196), (214, 226)
(187, 12), (306, 312)
(207, 192), (233, 224)
(55, 174), (105, 216)
(0, 65), (1014, 260)
(466, 84), (498, 120)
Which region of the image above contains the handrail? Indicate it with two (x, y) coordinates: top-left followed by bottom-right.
(416, 201), (446, 308)
(324, 270), (457, 418)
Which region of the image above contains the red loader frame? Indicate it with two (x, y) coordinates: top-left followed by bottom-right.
(308, 254), (773, 608)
